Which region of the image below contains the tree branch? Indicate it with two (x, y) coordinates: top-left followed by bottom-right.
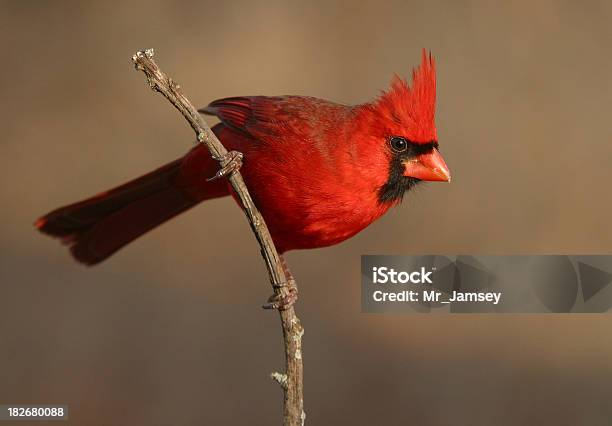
(131, 49), (304, 425)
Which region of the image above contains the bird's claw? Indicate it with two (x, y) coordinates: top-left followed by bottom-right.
(207, 151), (243, 181)
(262, 279), (298, 310)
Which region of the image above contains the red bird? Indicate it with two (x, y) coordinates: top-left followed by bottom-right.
(36, 50), (450, 278)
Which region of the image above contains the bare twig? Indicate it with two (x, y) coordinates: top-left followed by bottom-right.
(131, 49), (304, 425)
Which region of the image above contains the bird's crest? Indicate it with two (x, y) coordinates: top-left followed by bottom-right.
(374, 49), (437, 143)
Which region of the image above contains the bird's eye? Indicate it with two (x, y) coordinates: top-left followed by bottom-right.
(389, 136), (408, 153)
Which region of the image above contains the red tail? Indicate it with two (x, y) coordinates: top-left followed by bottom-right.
(36, 147), (229, 265)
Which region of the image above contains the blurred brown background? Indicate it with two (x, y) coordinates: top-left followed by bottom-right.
(1, 1), (612, 425)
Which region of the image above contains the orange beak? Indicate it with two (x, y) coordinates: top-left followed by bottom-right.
(402, 148), (451, 182)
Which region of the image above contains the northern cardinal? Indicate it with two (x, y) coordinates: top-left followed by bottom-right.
(36, 50), (450, 273)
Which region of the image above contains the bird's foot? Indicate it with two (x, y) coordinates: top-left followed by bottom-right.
(207, 150), (244, 181)
(262, 279), (298, 310)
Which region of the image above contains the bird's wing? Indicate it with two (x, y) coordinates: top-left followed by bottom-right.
(199, 96), (327, 140)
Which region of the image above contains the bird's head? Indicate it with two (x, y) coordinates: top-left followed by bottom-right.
(357, 49), (451, 204)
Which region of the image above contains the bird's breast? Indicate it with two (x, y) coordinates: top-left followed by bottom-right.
(239, 157), (391, 252)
